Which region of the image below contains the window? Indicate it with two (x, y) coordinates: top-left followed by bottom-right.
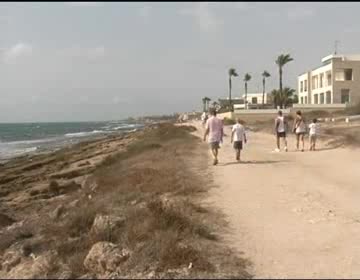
(344, 69), (353, 80)
(320, 93), (324, 104)
(300, 81), (303, 92)
(335, 69), (353, 81)
(326, 91), (331, 104)
(341, 89), (350, 104)
(320, 74), (324, 88)
(312, 76), (316, 89)
(314, 94), (319, 104)
(305, 96), (308, 104)
(327, 72), (332, 86)
(300, 97), (304, 104)
(251, 97), (257, 104)
(304, 80), (308, 91)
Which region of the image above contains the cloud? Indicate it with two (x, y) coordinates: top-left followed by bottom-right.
(287, 7), (315, 20)
(179, 3), (223, 33)
(138, 5), (151, 21)
(65, 2), (103, 7)
(2, 43), (32, 64)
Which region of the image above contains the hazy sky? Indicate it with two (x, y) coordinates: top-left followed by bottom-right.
(1, 2), (360, 122)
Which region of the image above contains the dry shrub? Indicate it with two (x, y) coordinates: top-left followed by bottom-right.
(223, 118), (236, 126)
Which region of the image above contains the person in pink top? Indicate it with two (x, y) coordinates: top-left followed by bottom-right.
(203, 108), (224, 165)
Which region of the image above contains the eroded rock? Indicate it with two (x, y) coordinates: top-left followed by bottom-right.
(83, 242), (130, 276)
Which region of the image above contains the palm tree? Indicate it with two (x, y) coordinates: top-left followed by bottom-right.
(282, 87), (296, 108)
(270, 87), (296, 108)
(204, 97), (211, 111)
(275, 54), (294, 108)
(202, 97), (206, 112)
(243, 73), (251, 109)
(261, 71), (271, 107)
(228, 68), (238, 112)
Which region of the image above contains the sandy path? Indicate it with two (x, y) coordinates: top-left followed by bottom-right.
(192, 121), (360, 278)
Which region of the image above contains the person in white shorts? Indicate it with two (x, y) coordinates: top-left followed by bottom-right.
(203, 109), (224, 165)
(309, 118), (319, 151)
(231, 118), (247, 162)
(274, 110), (288, 152)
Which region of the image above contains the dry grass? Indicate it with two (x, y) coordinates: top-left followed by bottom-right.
(322, 125), (360, 148)
(0, 123), (250, 278)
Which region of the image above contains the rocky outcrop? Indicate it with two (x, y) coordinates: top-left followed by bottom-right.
(5, 250), (58, 279)
(90, 215), (125, 236)
(83, 242), (130, 276)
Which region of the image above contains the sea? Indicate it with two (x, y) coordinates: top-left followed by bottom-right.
(0, 121), (144, 161)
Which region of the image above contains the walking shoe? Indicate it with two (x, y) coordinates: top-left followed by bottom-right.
(274, 148), (280, 152)
(284, 147), (288, 152)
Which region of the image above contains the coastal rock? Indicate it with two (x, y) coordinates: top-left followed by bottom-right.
(83, 242), (130, 276)
(1, 249), (22, 272)
(91, 215), (125, 235)
(6, 251), (57, 279)
(49, 205), (65, 220)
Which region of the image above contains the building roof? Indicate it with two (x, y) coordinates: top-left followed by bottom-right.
(298, 53), (360, 77)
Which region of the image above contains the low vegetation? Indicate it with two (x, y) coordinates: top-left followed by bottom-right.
(0, 123), (250, 279)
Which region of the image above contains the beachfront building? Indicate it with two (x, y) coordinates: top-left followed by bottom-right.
(298, 54), (360, 106)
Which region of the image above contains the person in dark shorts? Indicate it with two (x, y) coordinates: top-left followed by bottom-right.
(231, 118), (247, 161)
(274, 110), (288, 152)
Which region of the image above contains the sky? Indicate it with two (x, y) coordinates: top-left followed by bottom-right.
(1, 2), (360, 122)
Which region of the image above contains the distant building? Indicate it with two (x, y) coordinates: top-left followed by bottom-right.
(242, 92), (270, 105)
(298, 54), (360, 106)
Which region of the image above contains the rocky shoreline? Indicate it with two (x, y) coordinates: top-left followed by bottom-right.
(0, 123), (250, 279)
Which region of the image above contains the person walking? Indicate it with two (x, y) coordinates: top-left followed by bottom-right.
(293, 110), (306, 152)
(231, 118), (247, 162)
(309, 118), (319, 151)
(203, 108), (224, 165)
(274, 110), (288, 152)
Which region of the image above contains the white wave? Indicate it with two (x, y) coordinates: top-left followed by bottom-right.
(3, 138), (56, 146)
(65, 130), (107, 138)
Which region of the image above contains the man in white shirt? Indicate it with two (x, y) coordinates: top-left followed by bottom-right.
(203, 109), (224, 165)
(231, 118), (247, 162)
(274, 110), (288, 152)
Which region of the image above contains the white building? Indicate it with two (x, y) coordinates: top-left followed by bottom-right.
(242, 92), (269, 105)
(298, 54), (360, 106)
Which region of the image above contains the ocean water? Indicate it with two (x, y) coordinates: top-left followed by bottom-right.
(0, 121), (144, 161)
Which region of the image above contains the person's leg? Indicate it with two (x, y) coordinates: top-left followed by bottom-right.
(313, 136), (317, 151)
(296, 134), (300, 150)
(301, 134), (305, 151)
(276, 134), (280, 150)
(236, 148), (240, 161)
(283, 136), (288, 151)
(310, 136), (314, 151)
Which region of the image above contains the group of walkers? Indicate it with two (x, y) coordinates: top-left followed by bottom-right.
(203, 108), (319, 165)
(275, 110), (319, 152)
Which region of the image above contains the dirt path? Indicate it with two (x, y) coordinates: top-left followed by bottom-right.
(192, 121), (360, 278)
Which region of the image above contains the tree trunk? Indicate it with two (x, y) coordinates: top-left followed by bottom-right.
(203, 100), (206, 112)
(245, 82), (248, 110)
(229, 77), (233, 112)
(279, 67), (283, 109)
(262, 78), (265, 107)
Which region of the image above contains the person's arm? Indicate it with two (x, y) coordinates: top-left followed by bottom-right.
(203, 126), (209, 142)
(275, 119), (279, 134)
(220, 121), (224, 143)
(231, 129), (234, 143)
(244, 129), (247, 143)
